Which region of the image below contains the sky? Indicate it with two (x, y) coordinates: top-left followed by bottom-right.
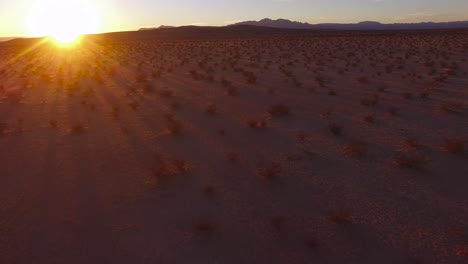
(1, 0), (468, 37)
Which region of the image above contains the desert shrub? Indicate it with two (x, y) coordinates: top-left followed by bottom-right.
(152, 70), (161, 78)
(244, 71), (257, 84)
(401, 92), (414, 100)
(170, 102), (181, 111)
(247, 120), (267, 129)
(419, 92), (429, 99)
(443, 138), (465, 155)
(71, 123), (86, 134)
(388, 107), (400, 116)
(320, 109), (333, 119)
(226, 87), (238, 96)
(257, 162), (282, 180)
(192, 219), (216, 236)
(166, 119), (184, 135)
(404, 138), (419, 149)
(329, 209), (353, 225)
(205, 104), (217, 116)
(304, 236), (319, 249)
(268, 104), (290, 117)
(271, 216), (287, 232)
(440, 102), (464, 114)
(204, 184), (216, 196)
(135, 73), (146, 83)
(356, 76), (369, 84)
(342, 143), (367, 158)
(151, 155), (188, 184)
(0, 123), (7, 135)
(49, 120), (58, 128)
(363, 115), (375, 124)
(221, 78), (231, 87)
(158, 89), (173, 98)
(225, 152), (238, 161)
(143, 84), (153, 93)
(360, 96), (379, 107)
(393, 152), (427, 169)
(328, 123), (343, 136)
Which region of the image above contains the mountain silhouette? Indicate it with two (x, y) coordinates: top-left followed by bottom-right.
(230, 18), (468, 30)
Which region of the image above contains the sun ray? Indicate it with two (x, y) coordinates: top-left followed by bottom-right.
(28, 0), (98, 44)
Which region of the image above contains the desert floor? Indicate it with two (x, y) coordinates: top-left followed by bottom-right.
(1, 29), (468, 263)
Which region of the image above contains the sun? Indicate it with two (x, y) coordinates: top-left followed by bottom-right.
(29, 0), (98, 44)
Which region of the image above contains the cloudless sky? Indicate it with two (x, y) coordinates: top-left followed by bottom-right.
(1, 0), (468, 37)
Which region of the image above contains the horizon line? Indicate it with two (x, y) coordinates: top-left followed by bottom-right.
(3, 17), (468, 39)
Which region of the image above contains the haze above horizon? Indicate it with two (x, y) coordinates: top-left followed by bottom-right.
(1, 0), (468, 37)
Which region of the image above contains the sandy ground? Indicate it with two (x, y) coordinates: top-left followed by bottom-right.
(1, 30), (468, 263)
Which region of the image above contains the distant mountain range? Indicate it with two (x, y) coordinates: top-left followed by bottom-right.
(229, 18), (468, 30)
(139, 25), (176, 31)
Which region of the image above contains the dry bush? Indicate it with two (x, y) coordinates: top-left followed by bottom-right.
(49, 120), (58, 128)
(204, 184), (216, 196)
(329, 209), (353, 225)
(401, 92), (414, 100)
(440, 102), (464, 114)
(192, 219), (216, 237)
(404, 138), (419, 149)
(135, 73), (147, 83)
(225, 152), (238, 161)
(443, 138), (465, 155)
(393, 152), (427, 169)
(71, 123), (86, 134)
(388, 107), (400, 116)
(356, 76), (369, 84)
(166, 119), (184, 135)
(221, 78), (232, 87)
(158, 89), (174, 98)
(304, 236), (319, 249)
(271, 216), (287, 232)
(320, 109), (333, 119)
(328, 123), (343, 136)
(360, 96), (379, 107)
(143, 84), (153, 93)
(419, 92), (429, 99)
(268, 104), (290, 117)
(170, 102), (181, 111)
(151, 155), (188, 184)
(363, 115), (375, 124)
(247, 120), (267, 129)
(205, 104), (217, 116)
(128, 101), (139, 111)
(120, 127), (129, 135)
(0, 123), (7, 135)
(226, 87), (238, 96)
(342, 143), (367, 158)
(257, 162), (282, 180)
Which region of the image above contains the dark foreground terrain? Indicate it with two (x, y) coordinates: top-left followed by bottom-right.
(1, 27), (468, 263)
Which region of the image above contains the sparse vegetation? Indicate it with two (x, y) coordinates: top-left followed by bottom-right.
(166, 119), (184, 134)
(393, 152), (427, 169)
(257, 162), (282, 180)
(328, 123), (343, 136)
(267, 104), (290, 116)
(443, 138), (465, 155)
(342, 143), (367, 158)
(329, 209), (353, 225)
(247, 120), (267, 129)
(192, 219), (216, 236)
(1, 26), (467, 263)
